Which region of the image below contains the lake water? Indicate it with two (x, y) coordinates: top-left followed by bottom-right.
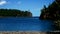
(0, 17), (55, 32)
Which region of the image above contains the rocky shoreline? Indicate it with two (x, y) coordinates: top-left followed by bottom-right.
(39, 0), (60, 30)
(0, 31), (60, 34)
(0, 31), (46, 34)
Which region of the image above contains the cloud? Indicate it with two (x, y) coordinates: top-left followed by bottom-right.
(0, 0), (7, 5)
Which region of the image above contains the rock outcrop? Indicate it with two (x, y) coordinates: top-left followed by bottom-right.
(39, 0), (60, 30)
(39, 0), (60, 20)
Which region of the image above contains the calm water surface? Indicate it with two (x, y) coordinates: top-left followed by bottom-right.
(0, 17), (54, 31)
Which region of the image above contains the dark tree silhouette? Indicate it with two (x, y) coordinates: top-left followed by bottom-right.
(39, 0), (60, 30)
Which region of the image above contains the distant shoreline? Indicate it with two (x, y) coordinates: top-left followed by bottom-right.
(0, 9), (32, 17)
(0, 16), (39, 18)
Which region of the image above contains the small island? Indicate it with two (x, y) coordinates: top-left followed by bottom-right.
(0, 9), (32, 17)
(39, 0), (60, 30)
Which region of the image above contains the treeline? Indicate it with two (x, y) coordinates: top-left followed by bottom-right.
(0, 9), (32, 17)
(39, 0), (60, 30)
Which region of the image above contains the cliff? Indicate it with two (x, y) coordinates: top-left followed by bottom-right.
(39, 0), (60, 30)
(39, 0), (60, 20)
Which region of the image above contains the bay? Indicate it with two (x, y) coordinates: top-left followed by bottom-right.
(0, 17), (55, 32)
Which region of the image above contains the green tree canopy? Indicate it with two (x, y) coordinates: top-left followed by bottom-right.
(0, 9), (32, 17)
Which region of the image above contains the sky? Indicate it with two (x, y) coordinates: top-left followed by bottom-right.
(0, 0), (54, 16)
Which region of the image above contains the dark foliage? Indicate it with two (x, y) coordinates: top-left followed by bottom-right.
(0, 9), (32, 17)
(39, 0), (60, 30)
(39, 0), (60, 20)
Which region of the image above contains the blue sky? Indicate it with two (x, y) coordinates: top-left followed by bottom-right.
(0, 0), (54, 16)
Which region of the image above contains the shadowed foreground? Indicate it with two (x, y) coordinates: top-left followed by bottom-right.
(0, 31), (60, 34)
(0, 31), (46, 34)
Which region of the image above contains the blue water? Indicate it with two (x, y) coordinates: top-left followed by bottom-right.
(0, 17), (54, 31)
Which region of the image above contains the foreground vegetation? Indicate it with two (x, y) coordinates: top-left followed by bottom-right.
(39, 0), (60, 30)
(0, 9), (32, 17)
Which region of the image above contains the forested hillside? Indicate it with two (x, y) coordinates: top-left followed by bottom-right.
(39, 0), (60, 30)
(0, 9), (32, 17)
